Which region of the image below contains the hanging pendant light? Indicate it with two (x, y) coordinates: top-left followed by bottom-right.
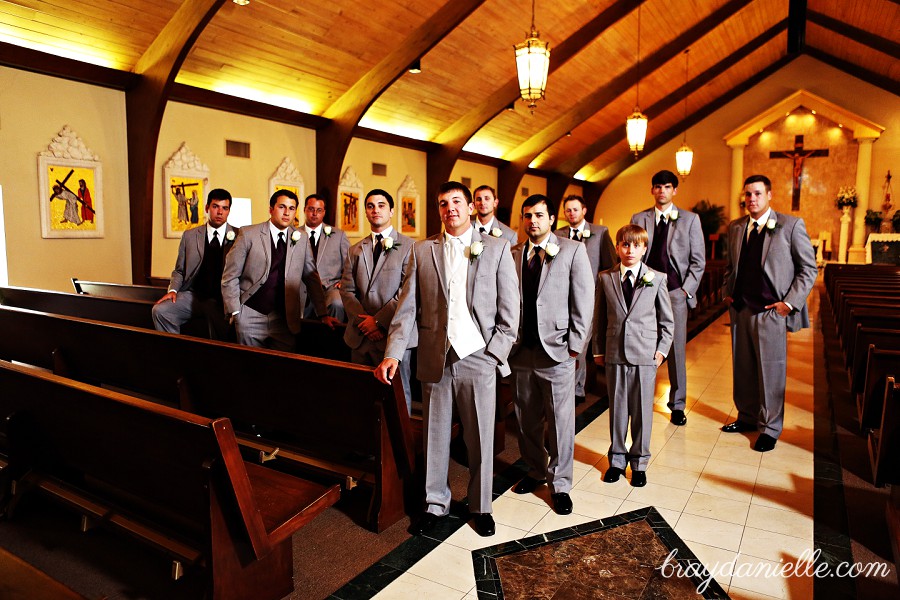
(675, 49), (694, 178)
(514, 0), (551, 114)
(626, 4), (647, 157)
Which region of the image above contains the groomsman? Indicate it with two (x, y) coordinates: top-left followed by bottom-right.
(222, 190), (339, 351)
(556, 194), (616, 403)
(303, 193), (350, 321)
(631, 170), (706, 425)
(473, 185), (517, 244)
(341, 189), (416, 412)
(153, 188), (239, 339)
(375, 182), (519, 537)
(722, 174), (816, 452)
(509, 195), (593, 515)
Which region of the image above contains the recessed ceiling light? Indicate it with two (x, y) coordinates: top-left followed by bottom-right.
(233, 0), (250, 6)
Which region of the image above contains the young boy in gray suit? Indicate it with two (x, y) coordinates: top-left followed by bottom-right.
(593, 225), (674, 487)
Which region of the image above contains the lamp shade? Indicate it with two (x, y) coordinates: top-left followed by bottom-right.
(676, 142), (693, 177)
(515, 33), (550, 110)
(626, 108), (648, 156)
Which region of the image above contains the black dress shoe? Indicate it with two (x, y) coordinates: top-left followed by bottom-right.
(603, 467), (624, 483)
(551, 492), (573, 515)
(575, 395), (586, 405)
(471, 513), (495, 537)
(753, 433), (777, 452)
(630, 471), (647, 487)
(410, 513), (444, 536)
(513, 475), (546, 494)
(670, 410), (687, 426)
(721, 420), (756, 433)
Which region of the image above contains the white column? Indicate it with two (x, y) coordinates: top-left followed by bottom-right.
(728, 144), (745, 220)
(838, 206), (851, 263)
(848, 138), (876, 264)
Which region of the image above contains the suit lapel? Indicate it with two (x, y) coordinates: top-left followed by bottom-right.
(194, 227), (205, 259)
(536, 233), (557, 295)
(284, 226), (296, 274)
(630, 263), (646, 311)
(370, 231), (395, 283)
(316, 230), (328, 266)
(760, 211), (775, 265)
(430, 235), (449, 298)
(360, 236), (374, 293)
(512, 242), (525, 295)
(466, 230), (481, 312)
(611, 268), (627, 312)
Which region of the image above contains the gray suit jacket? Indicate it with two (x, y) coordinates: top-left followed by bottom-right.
(341, 230), (418, 351)
(510, 235), (594, 361)
(631, 207), (706, 309)
(555, 222), (615, 277)
(221, 222), (327, 333)
(594, 263), (675, 365)
(312, 227), (350, 289)
(723, 211), (817, 332)
(384, 229), (520, 383)
(474, 218), (518, 245)
(169, 224), (240, 292)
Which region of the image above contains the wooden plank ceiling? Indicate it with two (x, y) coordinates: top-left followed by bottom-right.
(0, 0), (897, 184)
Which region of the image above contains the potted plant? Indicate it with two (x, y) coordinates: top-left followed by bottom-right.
(864, 210), (883, 233)
(691, 200), (726, 259)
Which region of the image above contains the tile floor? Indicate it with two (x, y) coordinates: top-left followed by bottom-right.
(373, 310), (816, 600)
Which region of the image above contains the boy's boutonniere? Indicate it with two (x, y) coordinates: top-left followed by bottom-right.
(581, 228), (592, 239)
(637, 271), (655, 288)
(225, 230), (236, 242)
(544, 242), (560, 261)
(669, 209), (679, 221)
(491, 227), (503, 238)
(323, 225), (334, 237)
(382, 236), (399, 252)
(290, 230), (302, 246)
(469, 241), (484, 263)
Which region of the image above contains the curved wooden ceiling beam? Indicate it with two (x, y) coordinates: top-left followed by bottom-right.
(316, 0), (487, 206)
(557, 20), (789, 178)
(428, 0), (644, 234)
(586, 54), (796, 213)
(504, 0), (755, 166)
(807, 10), (900, 58)
(126, 0), (226, 283)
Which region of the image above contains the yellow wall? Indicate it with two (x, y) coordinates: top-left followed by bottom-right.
(342, 138), (427, 243)
(153, 102), (317, 278)
(451, 160), (498, 195)
(0, 66), (131, 291)
(597, 55), (900, 236)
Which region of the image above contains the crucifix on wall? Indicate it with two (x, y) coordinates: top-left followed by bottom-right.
(769, 135), (829, 210)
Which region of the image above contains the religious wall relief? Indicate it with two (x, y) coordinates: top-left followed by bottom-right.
(743, 107), (857, 259)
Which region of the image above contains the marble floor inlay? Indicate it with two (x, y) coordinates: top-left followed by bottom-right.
(474, 507), (726, 599)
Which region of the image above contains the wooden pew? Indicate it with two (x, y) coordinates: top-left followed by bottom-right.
(0, 305), (412, 532)
(0, 285), (154, 329)
(842, 308), (900, 357)
(0, 361), (340, 600)
(869, 376), (900, 487)
(858, 347), (900, 432)
(849, 330), (900, 395)
(836, 297), (900, 341)
(72, 278), (167, 302)
(825, 264), (900, 299)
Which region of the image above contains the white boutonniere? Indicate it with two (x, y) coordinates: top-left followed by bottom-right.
(581, 228), (592, 239)
(225, 230), (236, 242)
(290, 230), (302, 246)
(469, 241), (484, 263)
(637, 271), (655, 288)
(491, 227), (503, 238)
(382, 236), (399, 252)
(765, 218), (781, 233)
(544, 242), (560, 261)
(324, 225), (334, 237)
(669, 209), (679, 221)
